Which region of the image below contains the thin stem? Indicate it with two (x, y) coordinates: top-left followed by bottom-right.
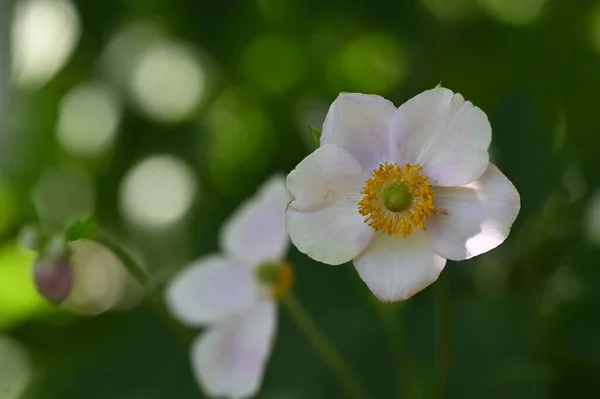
(372, 303), (402, 393)
(95, 231), (195, 345)
(434, 275), (451, 399)
(282, 292), (371, 399)
(373, 302), (418, 398)
(358, 272), (419, 399)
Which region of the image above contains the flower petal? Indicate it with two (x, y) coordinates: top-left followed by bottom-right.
(390, 88), (491, 186)
(286, 145), (374, 265)
(353, 231), (447, 302)
(287, 144), (367, 211)
(220, 175), (291, 267)
(321, 93), (397, 172)
(191, 300), (277, 399)
(425, 163), (520, 261)
(165, 255), (259, 327)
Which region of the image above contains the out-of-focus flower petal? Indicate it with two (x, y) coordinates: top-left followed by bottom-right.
(191, 300), (277, 399)
(165, 255), (259, 327)
(61, 239), (130, 315)
(287, 145), (374, 265)
(353, 231), (446, 302)
(390, 88), (491, 187)
(425, 163), (520, 260)
(220, 175), (291, 267)
(0, 335), (33, 399)
(321, 93), (397, 172)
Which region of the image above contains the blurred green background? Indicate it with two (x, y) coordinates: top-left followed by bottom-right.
(1, 0), (600, 398)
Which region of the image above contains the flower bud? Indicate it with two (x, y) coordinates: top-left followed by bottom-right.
(33, 258), (73, 304)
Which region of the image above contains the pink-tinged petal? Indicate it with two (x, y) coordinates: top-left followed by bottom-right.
(391, 88), (491, 187)
(425, 163), (520, 261)
(286, 145), (374, 265)
(191, 300), (277, 399)
(287, 206), (375, 266)
(287, 144), (367, 212)
(165, 255), (259, 327)
(321, 93), (397, 172)
(353, 231), (446, 302)
(220, 175), (291, 267)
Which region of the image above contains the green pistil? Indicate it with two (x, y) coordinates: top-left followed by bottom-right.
(382, 183), (412, 212)
(256, 262), (280, 284)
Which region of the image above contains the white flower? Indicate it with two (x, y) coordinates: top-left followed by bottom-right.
(165, 175), (291, 399)
(286, 88), (520, 302)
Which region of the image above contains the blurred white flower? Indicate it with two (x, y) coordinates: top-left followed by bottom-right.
(286, 88), (520, 302)
(165, 176), (291, 398)
(61, 239), (134, 315)
(0, 335), (33, 399)
(11, 0), (80, 88)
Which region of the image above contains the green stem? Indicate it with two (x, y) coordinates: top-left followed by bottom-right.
(434, 275), (451, 399)
(373, 302), (417, 398)
(282, 292), (371, 399)
(95, 231), (195, 345)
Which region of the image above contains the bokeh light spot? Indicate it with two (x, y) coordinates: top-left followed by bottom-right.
(61, 239), (131, 315)
(421, 0), (478, 22)
(205, 89), (274, 196)
(11, 0), (81, 88)
(57, 81), (122, 157)
(101, 22), (162, 87)
(120, 155), (198, 228)
(480, 0), (548, 26)
(0, 335), (33, 399)
(257, 0), (300, 23)
(0, 243), (49, 328)
(33, 167), (95, 229)
(588, 4), (600, 55)
(241, 35), (303, 96)
(129, 40), (206, 123)
(329, 33), (408, 94)
(541, 266), (585, 314)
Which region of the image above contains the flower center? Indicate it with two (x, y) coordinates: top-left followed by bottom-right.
(256, 261), (294, 299)
(382, 183), (412, 212)
(358, 162), (435, 237)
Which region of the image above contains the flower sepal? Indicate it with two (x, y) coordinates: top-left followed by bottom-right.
(64, 215), (96, 242)
(310, 126), (321, 148)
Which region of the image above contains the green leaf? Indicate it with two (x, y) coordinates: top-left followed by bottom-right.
(310, 126), (321, 148)
(435, 81), (443, 88)
(64, 215), (96, 242)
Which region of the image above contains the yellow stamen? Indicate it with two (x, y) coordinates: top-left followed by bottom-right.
(270, 262), (294, 300)
(358, 162), (435, 237)
(256, 261), (295, 300)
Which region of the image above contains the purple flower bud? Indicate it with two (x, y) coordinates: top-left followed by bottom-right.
(34, 258), (73, 305)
